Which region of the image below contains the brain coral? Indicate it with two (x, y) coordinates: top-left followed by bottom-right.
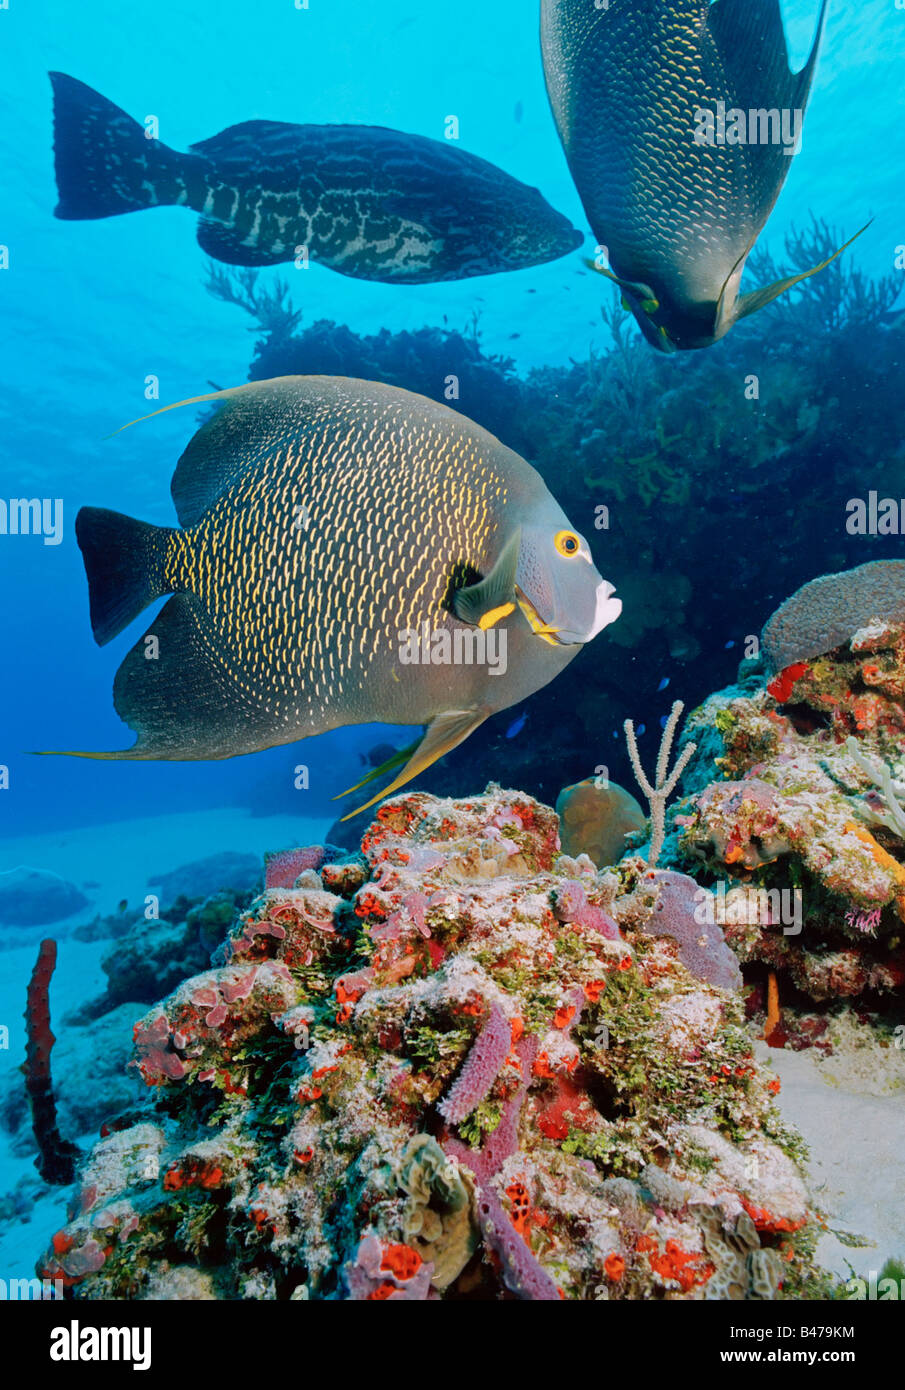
(762, 560), (905, 673)
(555, 778), (647, 867)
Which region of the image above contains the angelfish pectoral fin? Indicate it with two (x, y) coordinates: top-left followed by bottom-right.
(332, 737), (422, 799)
(584, 258), (657, 306)
(337, 709), (487, 820)
(453, 529), (521, 629)
(735, 220), (873, 322)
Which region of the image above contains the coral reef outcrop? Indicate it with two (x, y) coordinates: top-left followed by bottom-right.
(674, 621), (905, 1008)
(36, 788), (821, 1300)
(0, 868), (89, 928)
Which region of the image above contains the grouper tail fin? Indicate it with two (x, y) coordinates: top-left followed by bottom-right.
(75, 506), (175, 646)
(50, 72), (188, 219)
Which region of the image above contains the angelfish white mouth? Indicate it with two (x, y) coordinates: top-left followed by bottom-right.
(517, 580), (621, 646)
(588, 580), (622, 640)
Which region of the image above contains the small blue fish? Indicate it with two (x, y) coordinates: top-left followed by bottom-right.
(636, 724), (646, 736)
(657, 676), (670, 691)
(724, 640), (736, 650)
(659, 715), (669, 730)
(505, 711), (529, 739)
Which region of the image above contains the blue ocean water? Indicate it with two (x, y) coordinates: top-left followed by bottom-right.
(0, 0), (904, 1311)
(0, 0), (901, 842)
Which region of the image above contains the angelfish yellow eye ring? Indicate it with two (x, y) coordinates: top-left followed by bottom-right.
(554, 530), (581, 557)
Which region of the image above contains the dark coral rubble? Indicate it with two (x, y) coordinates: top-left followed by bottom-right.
(38, 788), (820, 1300)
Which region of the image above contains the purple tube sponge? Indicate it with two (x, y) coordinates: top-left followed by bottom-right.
(438, 1000), (511, 1125)
(345, 1234), (433, 1301)
(444, 1033), (538, 1184)
(444, 1033), (559, 1301)
(640, 871), (742, 992)
(475, 1186), (560, 1301)
(264, 844), (344, 889)
(552, 880), (621, 941)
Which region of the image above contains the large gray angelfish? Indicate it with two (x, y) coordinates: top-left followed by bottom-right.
(541, 0), (865, 352)
(49, 73), (582, 281)
(58, 378), (622, 816)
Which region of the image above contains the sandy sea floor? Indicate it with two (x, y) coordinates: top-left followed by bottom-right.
(764, 1040), (905, 1284)
(0, 807), (331, 1284)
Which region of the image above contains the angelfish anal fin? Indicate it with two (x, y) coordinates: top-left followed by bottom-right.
(338, 709), (487, 820)
(734, 220), (874, 323)
(453, 528), (521, 629)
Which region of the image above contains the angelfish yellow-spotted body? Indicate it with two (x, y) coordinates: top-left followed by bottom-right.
(68, 377), (622, 813)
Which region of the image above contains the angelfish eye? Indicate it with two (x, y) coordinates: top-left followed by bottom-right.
(554, 530), (581, 557)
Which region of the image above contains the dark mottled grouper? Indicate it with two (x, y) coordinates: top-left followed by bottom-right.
(49, 73), (583, 280)
(542, 0), (863, 351)
(60, 377), (621, 815)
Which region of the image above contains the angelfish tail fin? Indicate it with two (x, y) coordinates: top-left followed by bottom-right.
(75, 506), (175, 646)
(336, 709), (486, 820)
(708, 0), (830, 116)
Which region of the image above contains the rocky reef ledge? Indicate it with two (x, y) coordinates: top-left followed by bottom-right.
(37, 788), (825, 1301)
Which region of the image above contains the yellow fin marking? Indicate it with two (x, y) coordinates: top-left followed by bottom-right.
(478, 601), (516, 631)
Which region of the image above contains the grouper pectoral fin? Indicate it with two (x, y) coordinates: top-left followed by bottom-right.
(336, 709), (487, 820)
(453, 529), (521, 629)
(196, 219), (288, 267)
(41, 594), (277, 760)
(733, 220), (873, 324)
